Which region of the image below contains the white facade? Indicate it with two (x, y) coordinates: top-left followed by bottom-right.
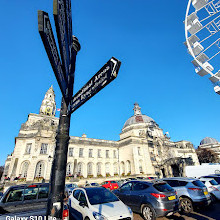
(3, 88), (199, 182)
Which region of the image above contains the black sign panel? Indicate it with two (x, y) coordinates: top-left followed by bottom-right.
(53, 0), (71, 80)
(68, 57), (121, 114)
(38, 10), (69, 102)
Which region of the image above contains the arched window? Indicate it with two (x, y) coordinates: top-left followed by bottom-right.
(4, 164), (9, 176)
(126, 160), (131, 174)
(20, 161), (29, 178)
(97, 163), (102, 175)
(139, 160), (143, 173)
(105, 163), (110, 175)
(121, 162), (125, 174)
(66, 163), (73, 176)
(78, 163), (83, 176)
(35, 161), (45, 178)
(87, 163), (93, 176)
(113, 163), (118, 174)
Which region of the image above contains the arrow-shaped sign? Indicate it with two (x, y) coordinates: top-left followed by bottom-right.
(38, 10), (69, 103)
(68, 57), (121, 114)
(53, 0), (71, 80)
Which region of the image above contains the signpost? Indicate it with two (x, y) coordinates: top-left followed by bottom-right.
(69, 57), (121, 114)
(38, 11), (68, 102)
(38, 1), (121, 219)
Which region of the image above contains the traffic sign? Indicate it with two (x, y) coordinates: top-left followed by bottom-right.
(53, 0), (71, 79)
(68, 57), (121, 114)
(38, 10), (69, 102)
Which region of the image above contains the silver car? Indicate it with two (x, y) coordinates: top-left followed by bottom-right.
(162, 177), (211, 213)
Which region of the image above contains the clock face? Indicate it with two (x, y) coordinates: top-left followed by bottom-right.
(46, 107), (51, 113)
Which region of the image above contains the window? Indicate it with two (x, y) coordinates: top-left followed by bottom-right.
(120, 182), (132, 192)
(153, 183), (174, 192)
(66, 163), (73, 176)
(25, 143), (32, 154)
(164, 180), (179, 187)
(89, 149), (93, 158)
(98, 149), (102, 158)
(38, 185), (49, 199)
(40, 143), (48, 154)
(79, 148), (83, 157)
(106, 150), (109, 158)
(35, 161), (45, 178)
(79, 191), (87, 204)
(21, 162), (29, 178)
(133, 182), (149, 191)
(138, 147), (141, 155)
(5, 189), (24, 203)
(178, 181), (187, 186)
(87, 163), (93, 175)
(97, 163), (102, 175)
(73, 190), (81, 200)
(193, 180), (206, 187)
(113, 150), (117, 158)
(69, 148), (74, 157)
(24, 186), (38, 200)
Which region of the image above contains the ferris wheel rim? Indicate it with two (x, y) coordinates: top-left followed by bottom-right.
(185, 0), (215, 78)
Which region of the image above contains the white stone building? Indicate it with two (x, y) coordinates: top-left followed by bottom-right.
(198, 137), (220, 160)
(2, 87), (199, 182)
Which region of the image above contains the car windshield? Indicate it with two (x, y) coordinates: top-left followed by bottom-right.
(153, 183), (174, 192)
(85, 187), (119, 205)
(193, 180), (206, 187)
(210, 180), (218, 185)
(91, 183), (99, 186)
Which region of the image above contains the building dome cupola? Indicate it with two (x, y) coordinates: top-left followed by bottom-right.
(122, 103), (156, 129)
(200, 137), (219, 145)
(39, 86), (56, 116)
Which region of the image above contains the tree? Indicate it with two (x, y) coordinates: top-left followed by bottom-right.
(0, 166), (4, 179)
(196, 148), (219, 164)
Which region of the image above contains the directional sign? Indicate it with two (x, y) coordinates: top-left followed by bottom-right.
(68, 57), (121, 114)
(53, 0), (71, 80)
(38, 10), (69, 103)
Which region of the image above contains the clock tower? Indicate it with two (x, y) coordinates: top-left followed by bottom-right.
(39, 86), (56, 116)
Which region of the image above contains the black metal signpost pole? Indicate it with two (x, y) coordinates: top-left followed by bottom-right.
(38, 1), (121, 219)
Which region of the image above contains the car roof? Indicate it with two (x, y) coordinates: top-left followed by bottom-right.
(162, 177), (197, 182)
(199, 178), (215, 181)
(7, 183), (49, 190)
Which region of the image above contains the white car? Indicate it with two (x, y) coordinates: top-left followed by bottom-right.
(69, 187), (133, 220)
(199, 177), (220, 201)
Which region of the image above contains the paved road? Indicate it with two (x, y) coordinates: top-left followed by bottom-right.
(133, 201), (220, 220)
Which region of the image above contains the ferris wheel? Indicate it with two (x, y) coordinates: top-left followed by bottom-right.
(185, 0), (220, 95)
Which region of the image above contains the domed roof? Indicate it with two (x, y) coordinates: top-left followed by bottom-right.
(123, 103), (155, 129)
(200, 137), (219, 145)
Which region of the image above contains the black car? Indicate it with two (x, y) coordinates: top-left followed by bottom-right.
(113, 180), (179, 220)
(0, 183), (49, 216)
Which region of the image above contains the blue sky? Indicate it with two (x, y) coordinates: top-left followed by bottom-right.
(0, 0), (220, 165)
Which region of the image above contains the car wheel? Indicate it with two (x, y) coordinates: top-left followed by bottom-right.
(84, 217), (90, 220)
(141, 204), (156, 220)
(180, 197), (193, 213)
(210, 193), (217, 203)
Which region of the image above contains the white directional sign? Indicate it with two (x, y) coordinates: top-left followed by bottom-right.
(68, 57), (121, 114)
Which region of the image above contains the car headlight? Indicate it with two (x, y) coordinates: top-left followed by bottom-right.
(127, 206), (133, 215)
(93, 211), (108, 220)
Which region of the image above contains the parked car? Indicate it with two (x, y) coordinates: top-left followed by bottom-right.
(162, 177), (211, 213)
(101, 180), (119, 190)
(113, 180), (179, 220)
(200, 175), (220, 184)
(84, 182), (100, 187)
(65, 183), (78, 197)
(0, 183), (49, 216)
(0, 192), (3, 200)
(68, 187), (133, 220)
(199, 177), (220, 201)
